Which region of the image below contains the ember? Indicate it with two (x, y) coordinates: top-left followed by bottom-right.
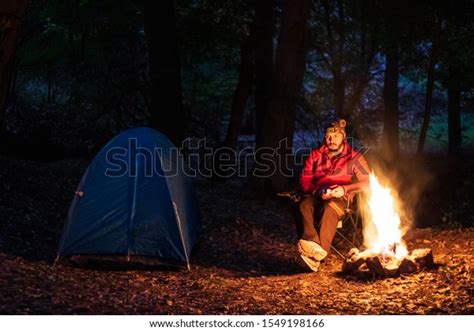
(342, 173), (436, 278)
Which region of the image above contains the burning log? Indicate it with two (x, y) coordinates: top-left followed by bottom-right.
(383, 259), (400, 278)
(342, 248), (435, 278)
(366, 256), (385, 277)
(342, 248), (365, 272)
(342, 248), (375, 273)
(410, 248), (435, 269)
(398, 258), (417, 274)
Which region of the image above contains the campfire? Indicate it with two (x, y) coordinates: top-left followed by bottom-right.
(343, 173), (435, 277)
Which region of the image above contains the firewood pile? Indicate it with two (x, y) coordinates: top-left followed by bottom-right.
(342, 248), (436, 278)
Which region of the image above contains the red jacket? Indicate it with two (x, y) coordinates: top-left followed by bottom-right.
(300, 143), (370, 194)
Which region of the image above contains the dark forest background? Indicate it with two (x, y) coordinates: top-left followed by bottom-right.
(0, 1), (473, 315)
(1, 0), (473, 223)
(0, 0), (474, 316)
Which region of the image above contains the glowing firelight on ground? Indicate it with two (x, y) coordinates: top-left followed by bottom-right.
(364, 173), (408, 261)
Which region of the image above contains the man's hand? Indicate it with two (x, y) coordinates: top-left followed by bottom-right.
(320, 189), (332, 200)
(321, 185), (345, 200)
(329, 185), (345, 198)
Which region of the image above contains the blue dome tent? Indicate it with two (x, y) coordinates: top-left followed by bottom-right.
(56, 127), (201, 269)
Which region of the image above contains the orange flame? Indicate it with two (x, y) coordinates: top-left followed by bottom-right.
(364, 173), (408, 260)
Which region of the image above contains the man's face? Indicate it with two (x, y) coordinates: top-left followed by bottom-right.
(325, 131), (344, 151)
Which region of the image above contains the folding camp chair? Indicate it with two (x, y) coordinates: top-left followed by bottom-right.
(278, 190), (364, 260)
(328, 191), (364, 260)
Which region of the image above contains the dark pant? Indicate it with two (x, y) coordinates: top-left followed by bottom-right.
(296, 196), (346, 252)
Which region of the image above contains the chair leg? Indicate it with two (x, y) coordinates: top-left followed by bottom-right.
(350, 214), (358, 246)
(335, 229), (358, 248)
(330, 244), (346, 260)
(331, 212), (362, 259)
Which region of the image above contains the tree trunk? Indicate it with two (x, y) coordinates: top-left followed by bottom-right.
(417, 15), (442, 154)
(333, 71), (346, 119)
(0, 0), (28, 128)
(144, 0), (184, 145)
(345, 75), (369, 119)
(334, 0), (347, 120)
(258, 0), (311, 192)
(47, 66), (53, 103)
(8, 57), (18, 103)
(215, 33), (255, 180)
(345, 2), (375, 127)
(322, 0), (347, 121)
(222, 33), (255, 148)
(382, 47), (399, 160)
(255, 0), (274, 149)
(448, 64), (461, 156)
(381, 4), (400, 160)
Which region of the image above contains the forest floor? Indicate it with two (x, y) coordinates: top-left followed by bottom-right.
(0, 157), (473, 314)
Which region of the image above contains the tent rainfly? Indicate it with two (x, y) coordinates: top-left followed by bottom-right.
(56, 127), (201, 269)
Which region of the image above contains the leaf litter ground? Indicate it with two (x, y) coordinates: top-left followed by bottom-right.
(0, 158), (472, 314)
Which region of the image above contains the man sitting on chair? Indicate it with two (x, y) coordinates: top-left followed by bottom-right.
(297, 119), (370, 271)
